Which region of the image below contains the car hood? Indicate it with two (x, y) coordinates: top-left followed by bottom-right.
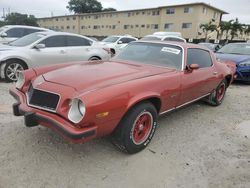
(216, 53), (250, 64)
(0, 44), (21, 51)
(42, 60), (175, 92)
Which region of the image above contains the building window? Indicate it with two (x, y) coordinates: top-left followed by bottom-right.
(124, 25), (129, 29)
(151, 24), (159, 29)
(164, 23), (174, 30)
(166, 8), (175, 14)
(88, 25), (91, 28)
(61, 26), (64, 29)
(112, 25), (116, 29)
(146, 24), (150, 28)
(128, 12), (131, 17)
(147, 11), (151, 15)
(135, 25), (139, 28)
(73, 17), (76, 20)
(102, 25), (104, 28)
(152, 10), (160, 15)
(184, 7), (193, 13)
(142, 11), (145, 15)
(72, 26), (75, 29)
(182, 23), (192, 29)
(66, 26), (70, 29)
(213, 12), (218, 19)
(93, 25), (98, 29)
(131, 25), (134, 29)
(136, 12), (140, 15)
(203, 7), (207, 14)
(66, 17), (70, 21)
(55, 18), (58, 21)
(81, 16), (84, 20)
(141, 25), (145, 28)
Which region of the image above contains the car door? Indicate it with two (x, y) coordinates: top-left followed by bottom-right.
(29, 35), (68, 67)
(64, 35), (93, 61)
(178, 48), (218, 106)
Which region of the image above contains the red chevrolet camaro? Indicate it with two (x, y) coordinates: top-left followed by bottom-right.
(10, 41), (236, 154)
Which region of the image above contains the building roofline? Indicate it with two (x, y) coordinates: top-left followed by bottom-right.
(37, 2), (228, 20)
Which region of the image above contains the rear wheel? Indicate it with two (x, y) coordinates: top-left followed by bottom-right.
(112, 102), (158, 154)
(207, 79), (227, 106)
(89, 56), (101, 61)
(4, 60), (26, 82)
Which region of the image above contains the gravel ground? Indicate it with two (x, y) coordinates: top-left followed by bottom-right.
(0, 81), (250, 188)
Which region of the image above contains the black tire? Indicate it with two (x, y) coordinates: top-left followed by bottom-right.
(110, 49), (115, 57)
(112, 102), (158, 154)
(89, 56), (101, 61)
(207, 79), (227, 106)
(4, 60), (26, 82)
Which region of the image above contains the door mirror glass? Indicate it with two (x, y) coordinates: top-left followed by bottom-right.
(34, 43), (45, 49)
(0, 32), (7, 38)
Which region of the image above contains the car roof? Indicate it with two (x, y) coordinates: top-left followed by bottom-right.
(109, 35), (137, 39)
(35, 31), (94, 41)
(2, 25), (49, 30)
(135, 40), (210, 50)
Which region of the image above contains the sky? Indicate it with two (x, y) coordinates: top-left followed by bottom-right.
(0, 0), (250, 24)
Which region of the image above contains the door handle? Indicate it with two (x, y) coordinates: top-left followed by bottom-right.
(213, 72), (218, 75)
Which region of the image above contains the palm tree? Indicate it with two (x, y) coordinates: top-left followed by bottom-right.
(200, 20), (217, 41)
(230, 18), (244, 40)
(218, 20), (233, 40)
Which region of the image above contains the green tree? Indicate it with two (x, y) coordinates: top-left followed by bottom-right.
(219, 20), (233, 40)
(4, 13), (38, 26)
(67, 0), (103, 13)
(102, 8), (117, 12)
(230, 18), (244, 40)
(200, 20), (217, 41)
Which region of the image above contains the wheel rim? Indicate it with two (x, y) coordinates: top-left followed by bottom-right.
(216, 83), (226, 101)
(132, 112), (153, 145)
(6, 63), (24, 81)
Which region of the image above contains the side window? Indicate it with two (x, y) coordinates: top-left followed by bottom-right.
(6, 28), (24, 38)
(40, 35), (66, 47)
(126, 38), (136, 43)
(23, 28), (41, 36)
(66, 36), (91, 46)
(119, 38), (128, 44)
(186, 48), (213, 68)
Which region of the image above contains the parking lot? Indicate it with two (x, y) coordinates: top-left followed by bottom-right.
(0, 81), (250, 188)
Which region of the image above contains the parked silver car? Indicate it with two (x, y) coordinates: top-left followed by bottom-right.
(0, 25), (49, 44)
(0, 31), (111, 82)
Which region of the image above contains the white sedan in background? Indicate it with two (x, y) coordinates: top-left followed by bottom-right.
(0, 25), (50, 44)
(0, 31), (111, 82)
(100, 35), (138, 56)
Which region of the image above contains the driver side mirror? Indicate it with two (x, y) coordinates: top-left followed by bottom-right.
(0, 32), (7, 38)
(187, 64), (200, 71)
(117, 41), (123, 44)
(34, 43), (45, 49)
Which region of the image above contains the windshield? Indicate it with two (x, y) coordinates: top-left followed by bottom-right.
(113, 42), (183, 69)
(102, 36), (119, 43)
(218, 43), (250, 55)
(9, 33), (45, 47)
(140, 36), (161, 41)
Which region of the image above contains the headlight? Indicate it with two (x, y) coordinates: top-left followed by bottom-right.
(239, 61), (250, 67)
(68, 98), (86, 123)
(16, 71), (25, 89)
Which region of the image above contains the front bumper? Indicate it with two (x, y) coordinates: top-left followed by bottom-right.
(10, 88), (97, 143)
(236, 67), (250, 82)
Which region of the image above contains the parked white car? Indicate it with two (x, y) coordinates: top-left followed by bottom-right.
(100, 35), (138, 56)
(141, 35), (186, 43)
(0, 25), (49, 44)
(0, 31), (111, 82)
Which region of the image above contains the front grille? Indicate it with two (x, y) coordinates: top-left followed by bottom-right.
(240, 71), (250, 79)
(27, 85), (60, 112)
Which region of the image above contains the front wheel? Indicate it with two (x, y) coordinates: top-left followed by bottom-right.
(112, 102), (158, 154)
(4, 61), (25, 82)
(207, 79), (227, 106)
